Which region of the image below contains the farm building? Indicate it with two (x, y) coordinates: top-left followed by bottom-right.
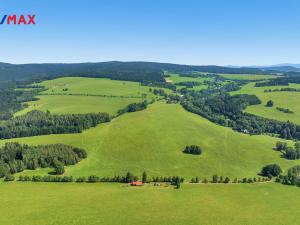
(130, 181), (144, 186)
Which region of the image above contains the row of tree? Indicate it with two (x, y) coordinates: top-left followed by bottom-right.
(264, 87), (300, 93)
(190, 176), (270, 184)
(13, 171), (184, 189)
(255, 76), (300, 87)
(276, 107), (294, 114)
(0, 110), (110, 139)
(117, 101), (149, 115)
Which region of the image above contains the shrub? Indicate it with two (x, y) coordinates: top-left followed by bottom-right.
(88, 175), (99, 183)
(76, 177), (86, 183)
(266, 100), (274, 107)
(261, 164), (282, 177)
(4, 174), (15, 181)
(53, 160), (65, 175)
(212, 175), (218, 183)
(183, 145), (202, 155)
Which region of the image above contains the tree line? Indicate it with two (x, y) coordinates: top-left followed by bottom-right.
(0, 142), (87, 178)
(276, 107), (294, 114)
(6, 171), (184, 188)
(264, 87), (300, 93)
(190, 175), (270, 184)
(0, 110), (110, 139)
(117, 101), (149, 115)
(255, 76), (300, 87)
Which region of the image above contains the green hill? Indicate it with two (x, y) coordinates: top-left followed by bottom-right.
(16, 77), (159, 116)
(2, 101), (296, 179)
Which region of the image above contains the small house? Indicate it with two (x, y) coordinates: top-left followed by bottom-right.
(130, 181), (144, 186)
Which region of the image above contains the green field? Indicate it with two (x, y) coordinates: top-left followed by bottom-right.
(15, 95), (142, 116)
(2, 102), (297, 179)
(165, 73), (210, 90)
(16, 77), (163, 116)
(1, 182), (300, 225)
(39, 77), (155, 97)
(232, 82), (300, 124)
(218, 74), (279, 80)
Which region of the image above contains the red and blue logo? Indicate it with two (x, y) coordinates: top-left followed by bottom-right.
(0, 14), (36, 25)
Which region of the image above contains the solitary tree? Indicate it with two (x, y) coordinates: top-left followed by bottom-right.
(53, 160), (65, 175)
(142, 171), (147, 183)
(212, 174), (219, 183)
(266, 100), (274, 107)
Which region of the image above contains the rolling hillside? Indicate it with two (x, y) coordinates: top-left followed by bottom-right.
(2, 101), (297, 179)
(232, 82), (300, 124)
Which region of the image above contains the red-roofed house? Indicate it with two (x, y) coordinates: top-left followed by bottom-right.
(130, 181), (144, 186)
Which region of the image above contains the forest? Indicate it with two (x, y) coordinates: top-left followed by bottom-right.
(0, 110), (110, 139)
(0, 142), (87, 178)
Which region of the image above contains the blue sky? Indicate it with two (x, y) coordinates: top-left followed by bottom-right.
(1, 0), (300, 65)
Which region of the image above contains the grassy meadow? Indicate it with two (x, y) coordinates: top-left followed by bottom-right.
(165, 73), (210, 90)
(2, 102), (297, 179)
(39, 77), (155, 97)
(218, 74), (279, 80)
(232, 82), (300, 124)
(1, 182), (300, 225)
(15, 95), (142, 116)
(16, 77), (164, 116)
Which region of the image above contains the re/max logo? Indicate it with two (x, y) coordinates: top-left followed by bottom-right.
(0, 14), (36, 25)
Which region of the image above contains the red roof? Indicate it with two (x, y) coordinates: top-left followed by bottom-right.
(130, 181), (144, 186)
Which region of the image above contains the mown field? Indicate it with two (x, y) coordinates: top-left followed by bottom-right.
(1, 182), (300, 225)
(218, 74), (279, 80)
(15, 95), (141, 116)
(232, 82), (300, 124)
(39, 77), (155, 97)
(2, 101), (297, 179)
(16, 77), (161, 116)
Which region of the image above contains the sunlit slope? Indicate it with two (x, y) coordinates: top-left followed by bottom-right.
(16, 77), (163, 116)
(1, 182), (300, 225)
(3, 102), (296, 178)
(39, 77), (156, 97)
(232, 82), (300, 124)
(15, 95), (141, 116)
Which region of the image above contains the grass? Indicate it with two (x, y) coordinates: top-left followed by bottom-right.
(39, 77), (156, 97)
(232, 82), (300, 124)
(2, 102), (297, 179)
(15, 95), (142, 116)
(165, 73), (210, 90)
(16, 77), (166, 116)
(1, 182), (300, 225)
(218, 74), (279, 80)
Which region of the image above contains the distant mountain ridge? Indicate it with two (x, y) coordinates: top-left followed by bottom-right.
(228, 63), (300, 72)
